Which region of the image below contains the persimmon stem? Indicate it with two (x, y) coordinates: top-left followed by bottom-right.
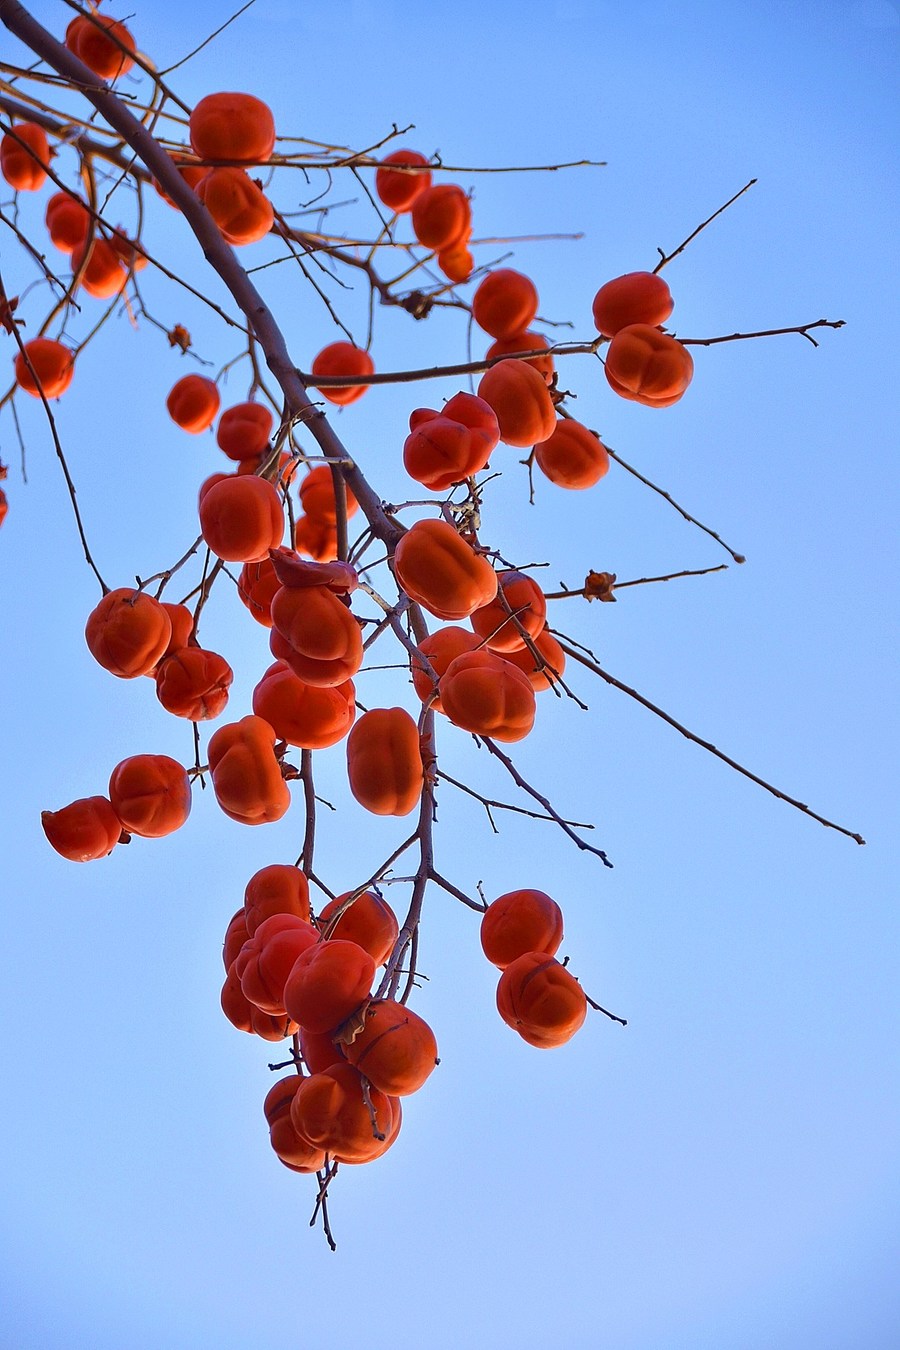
(654, 178), (757, 273)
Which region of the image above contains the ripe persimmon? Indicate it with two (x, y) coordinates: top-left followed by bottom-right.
(311, 342), (374, 406)
(207, 715), (291, 825)
(220, 967), (298, 1041)
(473, 269), (539, 340)
(534, 419), (610, 489)
(85, 588), (172, 679)
(604, 324), (694, 408)
(237, 558), (280, 627)
(235, 913), (319, 1014)
(154, 647), (233, 721)
(166, 374), (220, 433)
(346, 707), (424, 817)
(284, 939), (375, 1035)
(0, 122), (50, 192)
(485, 331), (555, 384)
(13, 338), (74, 399)
(299, 464), (359, 525)
(269, 583), (363, 688)
(317, 891), (399, 965)
(392, 518), (498, 621)
(478, 358), (556, 447)
(65, 14), (136, 80)
(411, 184), (471, 251)
(439, 649), (536, 743)
(41, 796), (123, 862)
(216, 401), (273, 461)
(403, 392), (499, 491)
(410, 626), (481, 712)
(591, 270), (674, 337)
(480, 889), (564, 969)
(107, 754), (192, 839)
(252, 659), (356, 750)
(72, 236), (128, 299)
(199, 474), (284, 563)
(288, 1062), (400, 1164)
(502, 629), (567, 692)
(243, 864), (311, 936)
(375, 149), (432, 213)
(45, 193), (90, 253)
(189, 92), (276, 164)
(343, 999), (439, 1096)
(496, 952), (587, 1048)
(264, 1077), (327, 1173)
(196, 167), (274, 246)
(470, 570), (547, 653)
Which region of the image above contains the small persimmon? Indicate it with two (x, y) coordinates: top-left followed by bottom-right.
(470, 570), (547, 653)
(41, 796), (123, 862)
(166, 374), (220, 433)
(45, 193), (90, 254)
(264, 1077), (327, 1173)
(486, 331), (555, 384)
(375, 149), (432, 213)
(411, 183), (471, 251)
(1, 122), (51, 192)
(298, 464), (359, 526)
(311, 342), (374, 407)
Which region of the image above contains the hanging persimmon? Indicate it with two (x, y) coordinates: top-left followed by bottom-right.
(154, 647), (233, 721)
(410, 626), (481, 712)
(207, 715), (291, 826)
(243, 864), (311, 936)
(166, 374), (220, 433)
(472, 269), (539, 340)
(13, 338), (74, 399)
(411, 183), (471, 251)
(311, 342), (374, 406)
(470, 570), (547, 653)
(72, 236), (128, 299)
(283, 938), (376, 1035)
(252, 659), (356, 750)
(264, 1077), (327, 1173)
(604, 323), (694, 408)
(496, 952), (587, 1049)
(216, 401), (273, 461)
(189, 92), (276, 164)
(235, 913), (319, 1015)
(374, 149), (432, 213)
(534, 419), (610, 489)
(85, 588), (173, 679)
(478, 358), (557, 447)
(288, 1062), (400, 1165)
(480, 889), (564, 970)
(237, 559), (280, 627)
(317, 891), (399, 965)
(343, 999), (439, 1096)
(220, 968), (298, 1042)
(439, 649), (537, 743)
(65, 14), (136, 80)
(199, 474), (284, 563)
(403, 392), (499, 491)
(107, 754), (192, 839)
(293, 514), (339, 562)
(485, 331), (555, 384)
(392, 518), (498, 621)
(298, 464), (359, 526)
(41, 796), (124, 863)
(196, 167), (274, 246)
(45, 192), (90, 253)
(0, 122), (51, 192)
(591, 270), (674, 337)
(269, 583), (363, 688)
(346, 707), (424, 817)
(502, 629), (567, 691)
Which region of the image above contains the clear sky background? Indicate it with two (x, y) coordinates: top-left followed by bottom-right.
(1, 2), (898, 1348)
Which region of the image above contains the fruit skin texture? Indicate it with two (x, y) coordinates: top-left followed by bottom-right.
(207, 715), (291, 825)
(235, 914), (319, 1014)
(534, 419), (610, 489)
(496, 952), (587, 1048)
(196, 167), (274, 246)
(604, 324), (694, 408)
(154, 647), (233, 721)
(189, 92), (276, 164)
(289, 1062), (400, 1164)
(216, 402), (273, 461)
(392, 518), (498, 622)
(270, 583), (363, 688)
(220, 967), (298, 1041)
(238, 559), (280, 627)
(411, 183), (471, 251)
(480, 889), (564, 969)
(311, 342), (374, 406)
(166, 374), (220, 433)
(252, 659), (355, 750)
(410, 626), (481, 713)
(65, 15), (136, 80)
(108, 754), (192, 839)
(13, 338), (74, 399)
(264, 1077), (327, 1173)
(243, 864), (311, 936)
(199, 474), (284, 563)
(346, 707), (424, 817)
(343, 999), (439, 1096)
(41, 796), (123, 862)
(1, 122), (51, 192)
(283, 939), (376, 1034)
(470, 570), (547, 654)
(375, 149), (432, 213)
(472, 269), (539, 340)
(439, 649), (537, 743)
(317, 891), (399, 965)
(85, 588), (173, 679)
(478, 358), (557, 447)
(592, 270), (674, 338)
(403, 393), (500, 492)
(45, 193), (90, 253)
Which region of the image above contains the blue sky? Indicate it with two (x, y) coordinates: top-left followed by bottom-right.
(1, 2), (898, 1347)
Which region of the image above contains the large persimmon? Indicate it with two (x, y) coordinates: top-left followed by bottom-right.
(243, 864), (311, 936)
(411, 184), (471, 251)
(592, 270), (674, 337)
(403, 393), (499, 491)
(207, 715), (291, 825)
(85, 588), (172, 679)
(199, 475), (284, 563)
(439, 649), (536, 743)
(41, 796), (123, 863)
(343, 999), (439, 1096)
(236, 913), (319, 1014)
(311, 342), (374, 406)
(196, 167), (274, 246)
(45, 193), (90, 253)
(477, 358), (556, 447)
(269, 584), (363, 688)
(604, 324), (694, 408)
(283, 939), (376, 1035)
(496, 952), (587, 1048)
(107, 754), (192, 839)
(166, 374), (220, 433)
(216, 401), (273, 461)
(154, 647), (233, 721)
(220, 967), (298, 1042)
(410, 626), (481, 713)
(317, 891), (399, 965)
(189, 92), (276, 164)
(252, 659), (355, 750)
(288, 1062), (400, 1164)
(480, 889), (564, 970)
(472, 269), (539, 340)
(65, 14), (136, 80)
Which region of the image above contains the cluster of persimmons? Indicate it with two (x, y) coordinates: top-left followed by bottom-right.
(2, 5), (699, 1197)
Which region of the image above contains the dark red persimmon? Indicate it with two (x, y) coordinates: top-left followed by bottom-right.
(311, 342), (374, 407)
(480, 889), (564, 969)
(41, 796), (123, 862)
(85, 588), (172, 679)
(604, 324), (694, 408)
(107, 754), (192, 839)
(375, 149), (432, 213)
(592, 271), (674, 338)
(289, 1062), (400, 1164)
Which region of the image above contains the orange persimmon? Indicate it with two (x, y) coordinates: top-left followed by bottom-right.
(72, 236), (128, 299)
(343, 999), (439, 1096)
(220, 967), (298, 1041)
(199, 474), (284, 563)
(13, 338), (74, 399)
(85, 588), (172, 679)
(403, 392), (499, 491)
(154, 647), (233, 721)
(288, 1062), (400, 1164)
(375, 149), (432, 213)
(237, 558), (280, 627)
(502, 629), (567, 691)
(252, 659), (355, 750)
(235, 913), (319, 1014)
(1, 122), (51, 192)
(437, 238), (474, 283)
(298, 464), (359, 526)
(311, 342), (374, 406)
(478, 358), (556, 447)
(486, 331), (555, 385)
(107, 754), (192, 839)
(189, 92), (276, 164)
(207, 714), (291, 825)
(264, 1077), (327, 1173)
(317, 891), (399, 965)
(592, 270), (674, 337)
(439, 649), (536, 743)
(534, 419), (610, 489)
(411, 183), (471, 251)
(470, 570), (547, 653)
(472, 269), (539, 340)
(167, 374), (220, 433)
(152, 152), (208, 207)
(243, 864), (311, 936)
(216, 401), (273, 461)
(223, 909), (251, 971)
(496, 952), (587, 1048)
(41, 796), (123, 862)
(410, 625), (481, 712)
(283, 940), (376, 1035)
(65, 14), (135, 80)
(45, 193), (90, 253)
(392, 518), (497, 621)
(269, 584), (363, 688)
(300, 1027), (346, 1074)
(293, 514), (339, 562)
(196, 166), (274, 246)
(346, 707), (424, 817)
(604, 323), (694, 408)
(480, 889), (564, 969)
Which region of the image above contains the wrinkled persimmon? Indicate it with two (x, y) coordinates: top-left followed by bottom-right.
(439, 649), (536, 743)
(41, 796), (123, 862)
(604, 323), (694, 408)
